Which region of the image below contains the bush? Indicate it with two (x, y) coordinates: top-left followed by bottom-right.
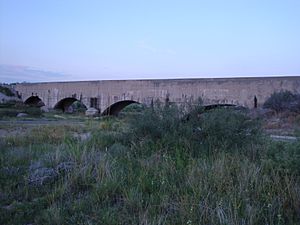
(122, 103), (145, 113)
(0, 105), (42, 118)
(0, 101), (18, 108)
(265, 140), (300, 175)
(0, 85), (15, 96)
(263, 90), (300, 112)
(0, 108), (19, 118)
(129, 104), (262, 157)
(71, 101), (87, 113)
(24, 107), (42, 117)
(198, 109), (262, 152)
(130, 104), (183, 141)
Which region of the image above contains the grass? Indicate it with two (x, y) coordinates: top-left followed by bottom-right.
(1, 105), (300, 224)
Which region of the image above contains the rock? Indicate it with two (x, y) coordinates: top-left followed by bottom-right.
(28, 160), (76, 186)
(28, 167), (58, 186)
(270, 135), (298, 142)
(85, 107), (99, 116)
(40, 106), (49, 112)
(72, 132), (91, 141)
(56, 162), (75, 174)
(17, 112), (28, 117)
(29, 161), (44, 172)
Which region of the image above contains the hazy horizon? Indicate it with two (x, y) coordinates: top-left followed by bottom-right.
(1, 0), (300, 83)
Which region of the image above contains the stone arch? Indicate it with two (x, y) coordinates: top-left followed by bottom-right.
(101, 100), (140, 116)
(54, 97), (87, 113)
(24, 96), (45, 107)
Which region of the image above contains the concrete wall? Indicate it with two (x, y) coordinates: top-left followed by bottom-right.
(15, 76), (300, 113)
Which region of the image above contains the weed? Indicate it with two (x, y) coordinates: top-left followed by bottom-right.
(0, 85), (15, 96)
(263, 90), (300, 113)
(1, 105), (299, 224)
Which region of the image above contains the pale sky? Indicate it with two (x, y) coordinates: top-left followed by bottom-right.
(0, 0), (300, 83)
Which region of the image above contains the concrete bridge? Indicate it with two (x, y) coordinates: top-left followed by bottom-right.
(14, 76), (300, 115)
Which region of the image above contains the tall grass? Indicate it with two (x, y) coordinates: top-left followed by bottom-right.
(1, 104), (299, 224)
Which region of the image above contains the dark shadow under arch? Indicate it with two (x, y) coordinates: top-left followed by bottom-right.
(24, 96), (45, 107)
(54, 97), (87, 112)
(183, 104), (245, 122)
(102, 100), (140, 116)
(204, 104), (237, 111)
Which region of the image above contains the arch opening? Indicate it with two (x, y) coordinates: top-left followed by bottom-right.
(24, 96), (45, 107)
(204, 104), (248, 112)
(101, 100), (141, 116)
(183, 103), (245, 122)
(204, 104), (237, 111)
(54, 97), (87, 113)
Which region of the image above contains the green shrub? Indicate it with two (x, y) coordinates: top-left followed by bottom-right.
(70, 101), (87, 113)
(0, 108), (19, 118)
(263, 90), (300, 112)
(0, 101), (18, 108)
(24, 107), (42, 117)
(87, 130), (123, 149)
(130, 104), (183, 141)
(199, 109), (262, 152)
(0, 103), (42, 118)
(121, 103), (145, 113)
(128, 104), (262, 158)
(265, 140), (300, 175)
(0, 85), (15, 96)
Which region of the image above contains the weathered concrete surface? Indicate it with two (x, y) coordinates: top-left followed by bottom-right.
(14, 76), (300, 114)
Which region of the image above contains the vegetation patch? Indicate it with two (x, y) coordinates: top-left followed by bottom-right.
(263, 90), (300, 113)
(1, 104), (300, 224)
(0, 85), (15, 97)
(0, 102), (43, 118)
